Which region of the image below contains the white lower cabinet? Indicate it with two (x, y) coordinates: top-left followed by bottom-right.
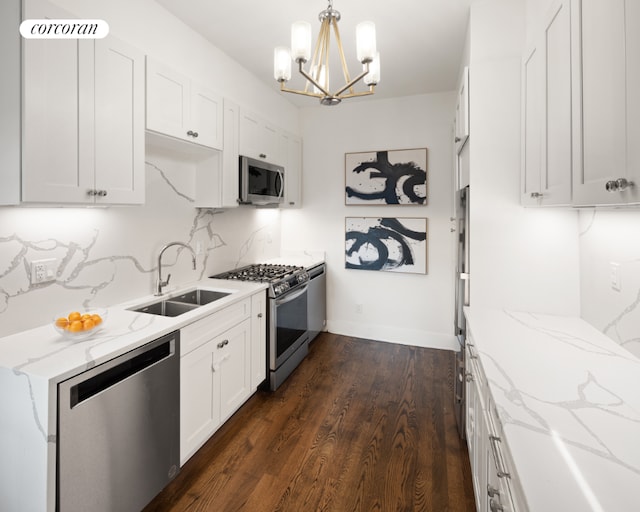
(465, 340), (525, 512)
(250, 291), (267, 388)
(179, 292), (265, 464)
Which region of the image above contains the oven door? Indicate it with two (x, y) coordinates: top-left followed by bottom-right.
(269, 284), (308, 370)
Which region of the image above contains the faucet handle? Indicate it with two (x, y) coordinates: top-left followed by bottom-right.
(165, 273), (171, 285)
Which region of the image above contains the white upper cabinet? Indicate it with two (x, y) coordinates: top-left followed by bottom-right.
(146, 58), (223, 151)
(522, 0), (572, 206)
(571, 0), (640, 205)
(239, 109), (282, 164)
(455, 67), (470, 154)
(20, 0), (145, 205)
(280, 131), (303, 208)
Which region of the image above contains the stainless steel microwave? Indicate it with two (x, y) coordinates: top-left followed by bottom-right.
(239, 155), (284, 205)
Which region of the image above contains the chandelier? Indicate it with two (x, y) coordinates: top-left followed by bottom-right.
(273, 0), (380, 106)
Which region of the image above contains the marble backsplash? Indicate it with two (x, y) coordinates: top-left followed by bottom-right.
(579, 209), (640, 358)
(0, 149), (281, 338)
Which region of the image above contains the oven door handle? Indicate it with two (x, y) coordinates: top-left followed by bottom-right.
(275, 284), (308, 306)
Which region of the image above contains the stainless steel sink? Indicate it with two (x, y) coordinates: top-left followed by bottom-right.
(169, 289), (231, 305)
(129, 288), (231, 317)
(131, 300), (199, 317)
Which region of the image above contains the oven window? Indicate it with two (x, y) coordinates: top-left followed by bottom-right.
(248, 165), (281, 197)
(276, 291), (308, 360)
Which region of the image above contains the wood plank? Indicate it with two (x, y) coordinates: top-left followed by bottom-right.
(144, 333), (475, 512)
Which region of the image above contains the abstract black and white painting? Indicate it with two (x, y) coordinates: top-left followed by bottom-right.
(345, 148), (427, 205)
(345, 217), (428, 274)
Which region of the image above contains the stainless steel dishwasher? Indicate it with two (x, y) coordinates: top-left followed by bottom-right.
(57, 331), (180, 512)
(307, 263), (326, 342)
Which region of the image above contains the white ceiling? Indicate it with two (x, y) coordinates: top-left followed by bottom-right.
(154, 0), (472, 107)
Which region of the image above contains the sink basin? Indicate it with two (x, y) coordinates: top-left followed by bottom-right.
(169, 288), (231, 306)
(131, 300), (199, 317)
(129, 288), (232, 317)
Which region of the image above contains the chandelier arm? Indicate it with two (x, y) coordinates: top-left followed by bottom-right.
(304, 18), (328, 94)
(337, 86), (376, 99)
(333, 62), (370, 98)
(332, 17), (353, 89)
(280, 82), (324, 98)
(298, 61), (331, 97)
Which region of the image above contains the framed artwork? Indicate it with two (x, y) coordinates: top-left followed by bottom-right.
(345, 217), (428, 274)
(345, 148), (427, 205)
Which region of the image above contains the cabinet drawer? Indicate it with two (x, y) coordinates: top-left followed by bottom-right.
(181, 298), (250, 356)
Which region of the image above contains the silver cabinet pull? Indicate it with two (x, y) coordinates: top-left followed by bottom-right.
(97, 190), (107, 197)
(259, 153), (267, 159)
(455, 136), (461, 142)
(530, 192), (543, 198)
(257, 313), (263, 318)
(487, 484), (500, 498)
(490, 498), (504, 512)
(186, 130), (199, 138)
(465, 372), (473, 382)
(216, 339), (229, 349)
(606, 178), (634, 192)
(87, 189), (97, 196)
(489, 435), (511, 478)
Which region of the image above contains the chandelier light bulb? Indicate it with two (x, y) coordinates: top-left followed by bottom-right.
(291, 21), (312, 62)
(274, 46), (292, 81)
(356, 21), (376, 63)
(364, 52), (380, 85)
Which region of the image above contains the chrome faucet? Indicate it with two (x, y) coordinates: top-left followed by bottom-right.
(155, 242), (197, 296)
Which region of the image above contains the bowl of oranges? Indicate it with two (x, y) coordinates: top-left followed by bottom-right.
(54, 309), (107, 340)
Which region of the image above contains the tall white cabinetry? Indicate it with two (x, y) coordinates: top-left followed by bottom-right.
(18, 0), (145, 205)
(571, 0), (640, 205)
(281, 131), (303, 207)
(521, 0), (572, 206)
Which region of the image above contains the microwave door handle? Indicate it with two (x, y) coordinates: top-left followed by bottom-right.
(276, 170), (284, 198)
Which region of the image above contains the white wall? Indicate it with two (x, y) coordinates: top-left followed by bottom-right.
(0, 0), (294, 337)
(468, 0), (581, 315)
(281, 93), (458, 350)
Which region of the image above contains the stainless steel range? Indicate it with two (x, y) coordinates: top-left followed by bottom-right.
(211, 264), (310, 390)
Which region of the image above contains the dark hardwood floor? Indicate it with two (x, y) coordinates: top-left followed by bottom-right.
(144, 333), (475, 512)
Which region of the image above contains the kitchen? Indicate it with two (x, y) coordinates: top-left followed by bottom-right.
(1, 0), (640, 511)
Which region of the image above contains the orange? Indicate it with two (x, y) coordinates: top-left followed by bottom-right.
(81, 313), (91, 321)
(68, 320), (83, 333)
(82, 319), (95, 331)
(68, 311), (81, 322)
(55, 317), (69, 329)
(91, 314), (102, 325)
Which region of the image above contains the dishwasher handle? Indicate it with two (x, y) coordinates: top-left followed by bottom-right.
(70, 338), (174, 408)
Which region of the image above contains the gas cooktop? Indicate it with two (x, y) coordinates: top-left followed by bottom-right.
(210, 264), (309, 297)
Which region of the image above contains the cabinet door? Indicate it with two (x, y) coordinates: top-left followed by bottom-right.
(282, 132), (302, 208)
(94, 36), (145, 204)
(146, 59), (190, 141)
(572, 0), (628, 205)
(627, 0), (640, 199)
(190, 84), (223, 150)
(521, 44), (543, 205)
(22, 0), (93, 203)
(216, 318), (251, 421)
(251, 291), (267, 389)
(180, 341), (219, 463)
(239, 109), (282, 163)
(220, 99), (240, 207)
(541, 0), (572, 205)
(455, 67), (470, 154)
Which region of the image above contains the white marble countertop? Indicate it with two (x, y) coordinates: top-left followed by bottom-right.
(464, 307), (640, 512)
(0, 277), (267, 383)
(265, 250), (325, 270)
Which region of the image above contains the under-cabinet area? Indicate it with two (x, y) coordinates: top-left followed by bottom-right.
(0, 282), (267, 512)
(464, 307), (640, 512)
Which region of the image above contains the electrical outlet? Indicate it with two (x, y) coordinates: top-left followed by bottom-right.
(356, 303), (363, 314)
(30, 258), (58, 284)
(610, 262), (621, 292)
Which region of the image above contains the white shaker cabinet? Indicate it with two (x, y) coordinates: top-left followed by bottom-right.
(250, 291), (267, 388)
(281, 131), (303, 208)
(239, 109), (282, 164)
(20, 0), (145, 205)
(571, 0), (640, 205)
(521, 0), (572, 206)
(146, 59), (223, 151)
(180, 292), (264, 465)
